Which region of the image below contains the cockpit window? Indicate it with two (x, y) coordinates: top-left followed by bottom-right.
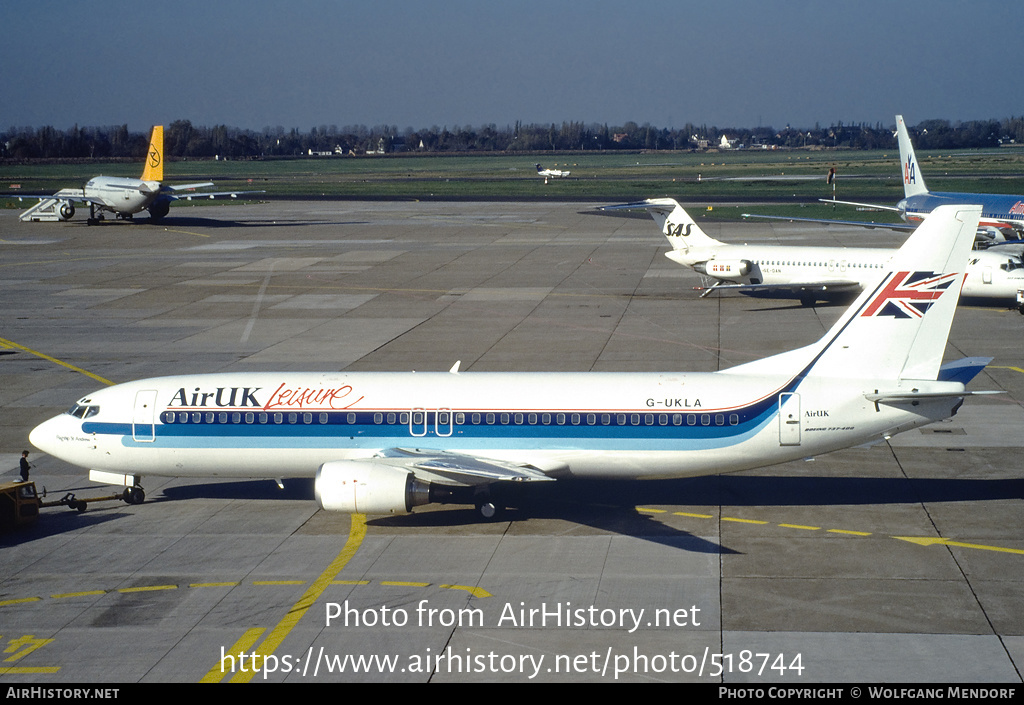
(67, 404), (100, 419)
(1001, 259), (1023, 272)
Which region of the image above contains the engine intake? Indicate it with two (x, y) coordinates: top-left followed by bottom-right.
(694, 259), (751, 278)
(315, 459), (432, 514)
(148, 200), (170, 221)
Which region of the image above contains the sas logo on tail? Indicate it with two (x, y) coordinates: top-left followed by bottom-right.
(666, 223), (693, 238)
(861, 271), (958, 319)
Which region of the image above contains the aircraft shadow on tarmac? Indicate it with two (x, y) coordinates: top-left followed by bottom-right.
(9, 474), (1022, 552)
(154, 474), (1024, 556)
(155, 473), (1024, 512)
(742, 299), (853, 311)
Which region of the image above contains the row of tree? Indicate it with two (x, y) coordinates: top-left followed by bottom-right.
(3, 117), (1023, 160)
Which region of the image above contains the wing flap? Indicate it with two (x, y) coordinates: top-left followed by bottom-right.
(377, 448), (558, 485)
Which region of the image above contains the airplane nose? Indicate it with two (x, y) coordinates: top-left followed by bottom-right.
(29, 415), (65, 457)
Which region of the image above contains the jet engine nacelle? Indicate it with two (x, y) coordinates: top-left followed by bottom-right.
(59, 201), (75, 220)
(315, 459), (432, 514)
(694, 259), (751, 278)
(148, 200), (170, 221)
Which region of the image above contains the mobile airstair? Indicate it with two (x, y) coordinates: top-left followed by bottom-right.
(18, 189), (83, 222)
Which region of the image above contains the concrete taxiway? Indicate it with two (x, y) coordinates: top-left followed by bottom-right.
(0, 200), (1022, 683)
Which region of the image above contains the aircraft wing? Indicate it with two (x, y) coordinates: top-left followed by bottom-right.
(742, 211), (1020, 243)
(741, 212), (914, 232)
(167, 188), (265, 201)
(2, 189), (104, 205)
(165, 182), (215, 191)
(818, 198), (903, 213)
(376, 448), (559, 486)
(697, 280), (863, 295)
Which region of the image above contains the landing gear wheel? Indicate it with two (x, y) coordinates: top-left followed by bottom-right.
(123, 487), (145, 505)
(476, 500), (500, 520)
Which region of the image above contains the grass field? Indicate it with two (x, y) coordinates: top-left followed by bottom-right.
(2, 148), (1023, 220)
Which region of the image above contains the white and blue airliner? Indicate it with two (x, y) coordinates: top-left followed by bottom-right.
(30, 206), (992, 519)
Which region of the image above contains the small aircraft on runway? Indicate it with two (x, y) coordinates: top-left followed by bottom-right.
(616, 198), (1024, 312)
(30, 205), (994, 519)
(9, 126), (262, 225)
(536, 163), (570, 180)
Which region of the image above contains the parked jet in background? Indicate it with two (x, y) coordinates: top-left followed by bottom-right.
(536, 163), (570, 180)
(615, 198), (1024, 311)
(30, 206), (992, 519)
(747, 115), (1024, 244)
(10, 126), (262, 224)
(848, 115), (1024, 240)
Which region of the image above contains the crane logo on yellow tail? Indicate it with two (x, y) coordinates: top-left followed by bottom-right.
(141, 126), (164, 181)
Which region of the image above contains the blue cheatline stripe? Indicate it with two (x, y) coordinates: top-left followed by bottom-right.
(84, 397), (786, 453)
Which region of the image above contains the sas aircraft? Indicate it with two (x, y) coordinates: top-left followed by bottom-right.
(619, 198), (1024, 312)
(30, 205), (994, 519)
(11, 126), (262, 224)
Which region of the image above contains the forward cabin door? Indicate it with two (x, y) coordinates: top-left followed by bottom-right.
(132, 390), (158, 442)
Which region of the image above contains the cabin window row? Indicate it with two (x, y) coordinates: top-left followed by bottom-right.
(754, 260), (882, 268)
(159, 411), (742, 427)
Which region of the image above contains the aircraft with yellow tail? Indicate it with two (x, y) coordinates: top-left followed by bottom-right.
(11, 126), (262, 224)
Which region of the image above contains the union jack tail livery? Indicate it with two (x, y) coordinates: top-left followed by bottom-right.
(804, 204), (980, 382)
(860, 271), (959, 319)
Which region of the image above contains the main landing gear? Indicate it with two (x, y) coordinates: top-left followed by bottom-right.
(476, 500), (500, 520)
(122, 485), (145, 505)
(473, 487), (506, 520)
(86, 203), (105, 226)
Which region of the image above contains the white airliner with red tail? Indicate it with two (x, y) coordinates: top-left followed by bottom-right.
(30, 205), (991, 518)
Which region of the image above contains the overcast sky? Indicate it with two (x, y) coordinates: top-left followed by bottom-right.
(3, 0), (1020, 133)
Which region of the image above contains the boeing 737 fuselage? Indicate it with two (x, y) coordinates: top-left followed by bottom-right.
(29, 206), (989, 519)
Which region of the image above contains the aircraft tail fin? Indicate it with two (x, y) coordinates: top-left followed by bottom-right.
(604, 198), (723, 252)
(803, 204), (980, 382)
(141, 126), (164, 182)
(895, 115), (928, 198)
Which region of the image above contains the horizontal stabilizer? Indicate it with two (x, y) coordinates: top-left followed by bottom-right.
(865, 389), (1001, 403)
(937, 357), (994, 385)
(601, 200), (678, 216)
